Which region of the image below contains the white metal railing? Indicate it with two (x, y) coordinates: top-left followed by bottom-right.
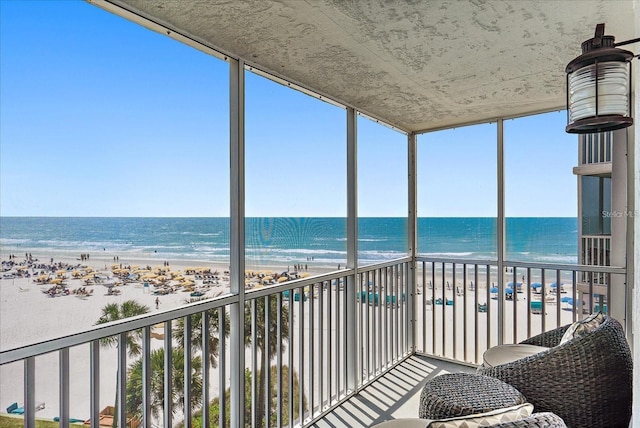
(580, 132), (612, 164)
(415, 257), (627, 366)
(1, 257), (627, 427)
(0, 260), (413, 428)
(1, 293), (237, 428)
(581, 235), (611, 285)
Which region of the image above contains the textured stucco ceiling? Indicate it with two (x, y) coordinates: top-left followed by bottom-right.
(94, 0), (636, 133)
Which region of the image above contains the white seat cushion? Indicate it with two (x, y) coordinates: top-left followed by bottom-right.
(482, 344), (549, 368)
(559, 312), (604, 345)
(428, 403), (534, 428)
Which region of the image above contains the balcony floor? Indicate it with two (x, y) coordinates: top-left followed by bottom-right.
(311, 355), (476, 427)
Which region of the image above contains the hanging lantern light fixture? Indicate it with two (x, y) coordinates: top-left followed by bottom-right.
(565, 23), (638, 134)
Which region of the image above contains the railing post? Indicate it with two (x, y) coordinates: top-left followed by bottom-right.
(90, 340), (100, 428)
(163, 322), (173, 428)
(142, 326), (151, 428)
(59, 348), (70, 427)
(346, 107), (358, 393)
(24, 357), (35, 428)
(218, 308), (227, 428)
(117, 333), (127, 428)
(201, 311), (210, 428)
(229, 56), (246, 428)
(183, 316), (192, 424)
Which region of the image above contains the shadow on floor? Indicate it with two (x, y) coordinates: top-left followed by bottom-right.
(310, 355), (476, 428)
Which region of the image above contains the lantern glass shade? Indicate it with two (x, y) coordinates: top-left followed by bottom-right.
(568, 61), (630, 124)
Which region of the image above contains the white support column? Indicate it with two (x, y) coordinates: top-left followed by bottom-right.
(229, 58), (246, 428)
(346, 107), (358, 393)
(611, 128), (628, 327)
(408, 132), (418, 352)
(497, 119), (505, 345)
(630, 26), (639, 426)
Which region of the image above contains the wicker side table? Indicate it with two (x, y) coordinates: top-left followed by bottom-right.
(419, 373), (526, 419)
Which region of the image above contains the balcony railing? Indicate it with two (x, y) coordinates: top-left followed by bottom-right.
(0, 258), (626, 427)
(415, 257), (627, 366)
(580, 132), (612, 165)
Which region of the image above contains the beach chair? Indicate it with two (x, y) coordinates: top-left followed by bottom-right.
(529, 301), (542, 314)
(367, 292), (379, 305)
(594, 303), (607, 314)
(282, 289), (305, 301)
(6, 402), (22, 414)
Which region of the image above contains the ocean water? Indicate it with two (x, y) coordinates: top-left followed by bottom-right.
(0, 217), (578, 267)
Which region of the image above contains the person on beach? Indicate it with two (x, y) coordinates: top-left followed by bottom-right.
(155, 297), (160, 309)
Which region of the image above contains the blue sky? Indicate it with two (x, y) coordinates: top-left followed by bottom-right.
(0, 1), (577, 218)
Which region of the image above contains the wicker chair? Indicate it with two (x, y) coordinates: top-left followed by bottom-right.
(477, 315), (632, 428)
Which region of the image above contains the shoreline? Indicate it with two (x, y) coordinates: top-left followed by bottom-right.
(0, 251), (330, 349)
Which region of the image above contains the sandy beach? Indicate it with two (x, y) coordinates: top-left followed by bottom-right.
(0, 252), (579, 424)
(0, 251), (325, 423)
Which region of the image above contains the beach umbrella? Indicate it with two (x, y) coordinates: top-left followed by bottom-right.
(490, 286), (498, 293)
(561, 296), (573, 303)
(531, 282), (542, 289)
(505, 288), (514, 295)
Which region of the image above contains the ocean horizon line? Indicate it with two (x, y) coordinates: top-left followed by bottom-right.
(0, 215), (578, 219)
